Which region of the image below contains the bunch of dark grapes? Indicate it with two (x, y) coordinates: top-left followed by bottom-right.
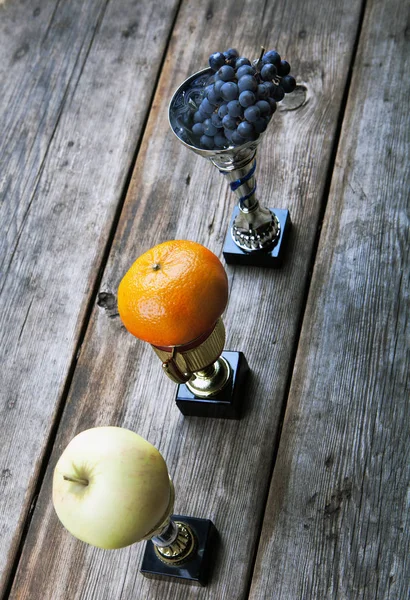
(190, 47), (296, 150)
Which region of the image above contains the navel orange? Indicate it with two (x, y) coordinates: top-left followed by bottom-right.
(117, 240), (228, 347)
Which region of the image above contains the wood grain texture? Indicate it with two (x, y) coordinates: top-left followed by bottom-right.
(249, 0), (410, 597)
(7, 0), (367, 598)
(0, 0), (180, 594)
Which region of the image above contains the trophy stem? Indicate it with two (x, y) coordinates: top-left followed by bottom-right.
(211, 150), (281, 252)
(186, 355), (232, 398)
(152, 519), (197, 565)
(195, 363), (218, 379)
(151, 518), (179, 546)
(214, 150), (259, 212)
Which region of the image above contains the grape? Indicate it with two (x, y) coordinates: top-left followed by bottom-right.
(244, 105), (261, 122)
(199, 109), (210, 121)
(214, 80), (225, 96)
(192, 122), (205, 136)
(271, 85), (285, 102)
(262, 50), (281, 67)
(256, 100), (271, 117)
(278, 60), (291, 76)
(203, 118), (218, 136)
(214, 132), (228, 147)
(222, 114), (237, 130)
(211, 113), (223, 128)
(221, 81), (239, 101)
(200, 98), (214, 115)
(239, 90), (256, 107)
(218, 103), (229, 118)
(224, 128), (234, 141)
(218, 65), (235, 81)
(253, 117), (268, 133)
(256, 84), (269, 100)
(281, 75), (296, 93)
(207, 87), (220, 105)
(261, 63), (277, 81)
(236, 65), (256, 79)
(237, 121), (254, 139)
(238, 74), (258, 93)
(209, 52), (226, 72)
(193, 111), (205, 123)
(227, 100), (243, 117)
(267, 98), (277, 114)
(231, 129), (246, 145)
(235, 57), (251, 69)
(224, 48), (239, 65)
(263, 81), (275, 96)
(200, 135), (215, 149)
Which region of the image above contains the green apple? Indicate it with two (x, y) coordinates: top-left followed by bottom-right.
(52, 426), (171, 549)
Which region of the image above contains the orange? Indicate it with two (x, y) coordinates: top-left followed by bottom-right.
(117, 240), (228, 347)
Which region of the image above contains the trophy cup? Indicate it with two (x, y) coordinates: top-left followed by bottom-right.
(117, 240), (249, 419)
(52, 426), (217, 586)
(169, 47), (296, 267)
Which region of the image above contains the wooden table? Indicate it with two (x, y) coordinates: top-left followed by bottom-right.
(1, 0), (408, 598)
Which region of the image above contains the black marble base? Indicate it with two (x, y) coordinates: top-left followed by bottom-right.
(223, 207), (291, 267)
(175, 351), (249, 419)
(140, 515), (217, 587)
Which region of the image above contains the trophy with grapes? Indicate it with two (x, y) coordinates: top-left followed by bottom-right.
(53, 426), (217, 586)
(169, 47), (296, 267)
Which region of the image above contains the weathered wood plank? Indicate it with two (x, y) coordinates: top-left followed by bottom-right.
(9, 0), (366, 598)
(0, 0), (181, 594)
(249, 0), (410, 597)
(1, 0), (109, 267)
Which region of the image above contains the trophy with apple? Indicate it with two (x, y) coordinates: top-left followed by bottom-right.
(117, 240), (248, 419)
(169, 47), (296, 267)
(53, 426), (217, 586)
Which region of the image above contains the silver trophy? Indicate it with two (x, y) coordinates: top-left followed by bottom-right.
(169, 67), (291, 267)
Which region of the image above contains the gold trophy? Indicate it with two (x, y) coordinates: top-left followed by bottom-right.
(118, 240), (249, 418)
(52, 426), (216, 586)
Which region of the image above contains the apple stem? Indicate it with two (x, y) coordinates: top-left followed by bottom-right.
(63, 475), (89, 486)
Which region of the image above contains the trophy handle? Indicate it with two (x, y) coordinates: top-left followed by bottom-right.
(152, 319), (226, 385)
(161, 348), (192, 384)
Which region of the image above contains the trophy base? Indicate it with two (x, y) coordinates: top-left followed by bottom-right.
(175, 351), (249, 419)
(140, 515), (217, 587)
(223, 207), (291, 267)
